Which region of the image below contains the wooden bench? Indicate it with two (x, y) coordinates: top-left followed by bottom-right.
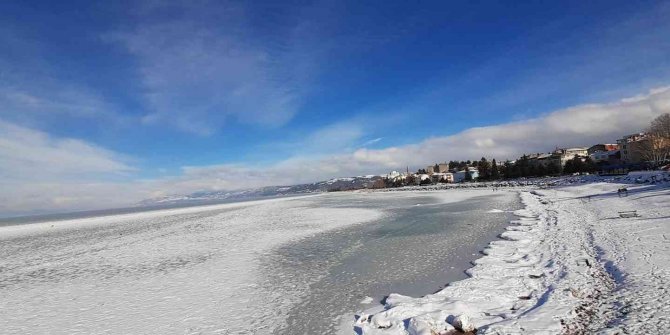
(618, 210), (639, 218)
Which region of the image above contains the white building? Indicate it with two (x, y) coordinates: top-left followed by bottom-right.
(554, 147), (589, 166)
(426, 163), (449, 174)
(431, 172), (454, 183)
(386, 171), (401, 179)
(415, 174), (431, 185)
(453, 168), (479, 182)
(617, 133), (647, 163)
(385, 170), (408, 184)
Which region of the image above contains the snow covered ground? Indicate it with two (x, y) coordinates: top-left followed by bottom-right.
(0, 195), (384, 334)
(0, 189), (516, 335)
(3, 174), (668, 334)
(355, 172), (670, 334)
(272, 190), (520, 334)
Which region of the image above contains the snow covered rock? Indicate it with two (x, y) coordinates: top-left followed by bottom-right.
(371, 314), (393, 329)
(407, 313), (455, 335)
(449, 314), (476, 333)
(407, 316), (435, 335)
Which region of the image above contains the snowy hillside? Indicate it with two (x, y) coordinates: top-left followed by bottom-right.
(139, 175), (382, 206)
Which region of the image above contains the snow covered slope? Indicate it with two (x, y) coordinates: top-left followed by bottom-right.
(140, 175), (382, 205)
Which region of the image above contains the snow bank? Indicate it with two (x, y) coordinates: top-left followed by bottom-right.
(355, 172), (670, 334)
(354, 190), (614, 334)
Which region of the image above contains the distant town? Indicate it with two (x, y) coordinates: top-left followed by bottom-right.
(368, 113), (670, 189)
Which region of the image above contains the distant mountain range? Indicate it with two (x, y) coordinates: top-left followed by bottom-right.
(139, 175), (382, 206)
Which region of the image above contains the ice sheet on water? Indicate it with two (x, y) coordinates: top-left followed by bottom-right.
(268, 191), (521, 334)
(0, 189), (523, 335)
(0, 196), (381, 334)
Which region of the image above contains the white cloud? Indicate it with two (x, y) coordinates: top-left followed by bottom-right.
(0, 120), (133, 181)
(0, 87), (118, 124)
(361, 137), (383, 147)
(291, 120), (366, 155)
(351, 86), (670, 166)
(2, 86), (669, 216)
(152, 86), (670, 194)
(0, 181), (146, 217)
(0, 120), (139, 215)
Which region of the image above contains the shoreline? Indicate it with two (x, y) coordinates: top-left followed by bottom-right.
(332, 191), (525, 334)
(354, 190), (608, 334)
(354, 173), (670, 334)
(270, 190), (521, 334)
(2, 176), (667, 333)
(0, 188), (515, 334)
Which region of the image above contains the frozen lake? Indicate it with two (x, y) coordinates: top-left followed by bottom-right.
(269, 191), (520, 334)
(0, 189), (519, 334)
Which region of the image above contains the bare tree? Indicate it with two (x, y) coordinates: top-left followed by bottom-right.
(650, 113), (670, 139)
(640, 113), (670, 166)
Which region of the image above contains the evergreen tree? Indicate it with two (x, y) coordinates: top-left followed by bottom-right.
(464, 168), (473, 182)
(547, 162), (560, 175)
(478, 157), (491, 180)
(502, 160), (514, 179)
(566, 160), (574, 174)
(491, 159), (500, 180)
(507, 160), (520, 179)
(517, 155), (530, 177)
(584, 157), (598, 173)
(572, 157), (584, 173)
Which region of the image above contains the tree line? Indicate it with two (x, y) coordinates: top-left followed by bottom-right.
(455, 113), (670, 180)
(417, 113), (670, 182)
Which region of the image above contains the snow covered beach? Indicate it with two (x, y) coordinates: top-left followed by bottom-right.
(0, 195), (383, 334)
(356, 173), (670, 334)
(0, 189), (519, 334)
(273, 191), (520, 334)
(2, 174), (667, 334)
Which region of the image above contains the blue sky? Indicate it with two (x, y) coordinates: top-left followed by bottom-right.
(2, 0), (670, 215)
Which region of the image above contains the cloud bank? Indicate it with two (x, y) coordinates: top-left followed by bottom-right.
(2, 87), (669, 216)
(0, 120), (139, 215)
(351, 86), (670, 167)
